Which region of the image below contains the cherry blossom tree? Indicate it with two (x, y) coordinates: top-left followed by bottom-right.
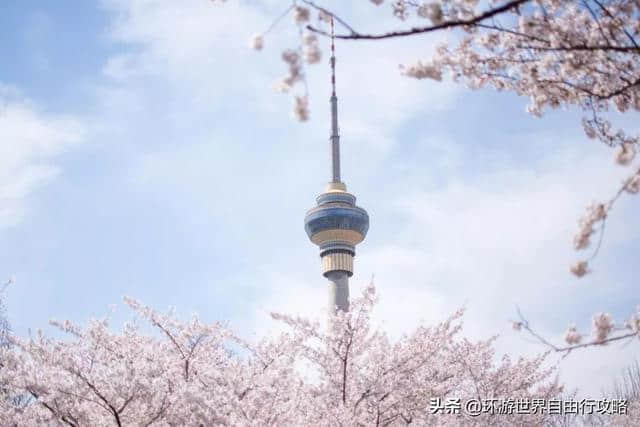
(215, 0), (640, 350)
(271, 285), (562, 425)
(0, 285), (562, 425)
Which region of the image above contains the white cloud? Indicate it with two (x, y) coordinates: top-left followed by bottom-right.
(0, 86), (84, 227)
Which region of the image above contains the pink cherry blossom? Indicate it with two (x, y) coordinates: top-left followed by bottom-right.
(0, 286), (562, 425)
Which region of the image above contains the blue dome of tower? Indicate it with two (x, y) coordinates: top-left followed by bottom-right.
(304, 190), (369, 256)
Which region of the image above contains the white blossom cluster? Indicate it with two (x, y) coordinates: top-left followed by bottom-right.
(248, 5), (327, 121)
(276, 49), (303, 93)
(626, 172), (640, 194)
(569, 260), (590, 278)
(592, 312), (614, 343)
(392, 0), (409, 20)
(615, 142), (636, 166)
(400, 61), (443, 80)
(564, 324), (582, 345)
(302, 33), (321, 64)
(249, 34), (264, 51)
(417, 2), (444, 25)
(392, 0), (476, 25)
(573, 202), (607, 251)
(293, 6), (310, 24)
(293, 95), (309, 121)
(400, 0), (640, 152)
(0, 286), (562, 425)
(626, 308), (640, 334)
(561, 308), (640, 348)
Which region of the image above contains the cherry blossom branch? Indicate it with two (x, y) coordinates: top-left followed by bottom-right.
(571, 164), (640, 277)
(306, 0), (531, 40)
(517, 44), (639, 53)
(592, 0), (640, 49)
(513, 308), (640, 357)
(582, 0), (613, 46)
(28, 389), (78, 427)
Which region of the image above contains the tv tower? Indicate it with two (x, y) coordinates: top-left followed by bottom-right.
(304, 18), (369, 313)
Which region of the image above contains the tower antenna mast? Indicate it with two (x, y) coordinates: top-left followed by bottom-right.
(329, 17), (341, 184)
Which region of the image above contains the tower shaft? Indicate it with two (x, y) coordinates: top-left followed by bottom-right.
(327, 271), (349, 312)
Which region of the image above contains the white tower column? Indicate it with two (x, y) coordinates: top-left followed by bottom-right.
(327, 271), (349, 312)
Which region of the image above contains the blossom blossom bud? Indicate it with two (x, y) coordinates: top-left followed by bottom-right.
(573, 202), (606, 251)
(627, 313), (640, 333)
(302, 33), (317, 46)
(615, 142), (636, 166)
(512, 321), (522, 331)
(392, 0), (408, 20)
(582, 119), (597, 139)
(592, 313), (613, 343)
(570, 261), (589, 277)
(400, 61), (442, 81)
(564, 325), (581, 345)
(370, 0), (384, 5)
(282, 49), (300, 66)
(292, 96), (309, 121)
(625, 174), (640, 194)
(588, 202), (607, 222)
(573, 231), (591, 250)
(249, 34), (264, 51)
(293, 6), (310, 24)
(303, 44), (322, 64)
(417, 3), (444, 25)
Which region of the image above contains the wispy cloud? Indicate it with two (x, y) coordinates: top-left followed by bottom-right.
(0, 85), (84, 227)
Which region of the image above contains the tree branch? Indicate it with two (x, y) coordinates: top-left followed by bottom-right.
(306, 0), (531, 40)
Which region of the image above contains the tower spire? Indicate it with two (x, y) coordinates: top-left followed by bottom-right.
(330, 17), (341, 184)
(330, 17), (337, 97)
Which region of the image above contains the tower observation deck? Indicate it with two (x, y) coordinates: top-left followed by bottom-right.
(303, 18), (369, 313)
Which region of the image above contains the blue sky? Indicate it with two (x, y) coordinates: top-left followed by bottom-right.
(1, 0), (638, 396)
